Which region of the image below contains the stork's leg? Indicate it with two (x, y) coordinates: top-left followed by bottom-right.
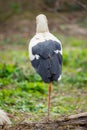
(48, 82), (52, 119)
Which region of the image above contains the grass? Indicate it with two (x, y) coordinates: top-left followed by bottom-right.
(0, 34), (87, 122)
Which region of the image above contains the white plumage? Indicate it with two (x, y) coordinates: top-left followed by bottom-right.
(29, 14), (62, 61)
(29, 32), (62, 61)
(28, 14), (62, 118)
(0, 109), (11, 125)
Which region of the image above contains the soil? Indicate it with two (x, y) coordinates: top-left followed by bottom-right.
(0, 11), (87, 42)
(1, 113), (87, 130)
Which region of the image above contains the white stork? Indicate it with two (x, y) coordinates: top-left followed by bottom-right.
(0, 109), (11, 126)
(28, 14), (62, 119)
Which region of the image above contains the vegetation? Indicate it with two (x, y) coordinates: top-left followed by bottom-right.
(0, 0), (87, 22)
(0, 34), (87, 121)
(0, 0), (87, 123)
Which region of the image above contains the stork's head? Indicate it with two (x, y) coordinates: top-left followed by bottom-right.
(36, 14), (49, 33)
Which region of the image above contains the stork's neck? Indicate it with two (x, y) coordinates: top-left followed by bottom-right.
(36, 22), (49, 33)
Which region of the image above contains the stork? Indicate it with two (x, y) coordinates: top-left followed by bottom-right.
(28, 14), (62, 119)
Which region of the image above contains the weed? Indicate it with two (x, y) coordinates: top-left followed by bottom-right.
(0, 35), (87, 119)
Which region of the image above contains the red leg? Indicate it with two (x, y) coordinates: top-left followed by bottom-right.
(48, 82), (52, 119)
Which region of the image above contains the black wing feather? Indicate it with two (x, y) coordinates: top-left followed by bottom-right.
(31, 40), (62, 83)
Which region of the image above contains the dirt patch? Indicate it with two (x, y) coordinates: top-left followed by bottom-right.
(0, 12), (87, 42)
(1, 113), (87, 130)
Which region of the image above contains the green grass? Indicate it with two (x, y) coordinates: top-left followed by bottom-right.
(0, 35), (87, 121)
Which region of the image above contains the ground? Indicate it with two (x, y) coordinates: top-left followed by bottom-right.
(0, 11), (87, 130)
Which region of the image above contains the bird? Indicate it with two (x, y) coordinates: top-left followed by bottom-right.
(28, 14), (62, 119)
(0, 109), (11, 126)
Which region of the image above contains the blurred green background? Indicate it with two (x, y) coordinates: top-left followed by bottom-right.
(0, 0), (87, 121)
